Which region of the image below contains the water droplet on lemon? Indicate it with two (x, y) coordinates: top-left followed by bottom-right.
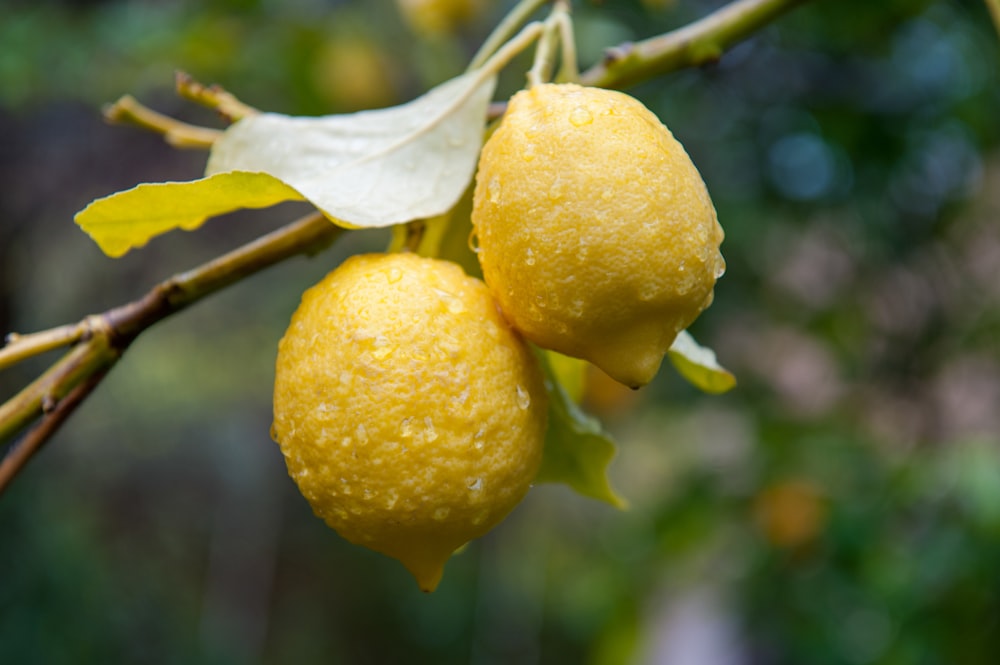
(516, 385), (531, 410)
(570, 106), (593, 126)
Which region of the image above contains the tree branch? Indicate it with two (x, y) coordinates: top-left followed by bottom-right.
(0, 321), (90, 372)
(580, 0), (811, 89)
(0, 369), (109, 494)
(175, 71), (259, 122)
(0, 211), (341, 493)
(104, 95), (223, 149)
(0, 333), (117, 445)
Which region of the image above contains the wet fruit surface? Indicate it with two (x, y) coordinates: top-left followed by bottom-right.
(472, 83), (725, 387)
(272, 252), (547, 591)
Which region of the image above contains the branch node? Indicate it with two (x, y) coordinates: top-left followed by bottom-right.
(175, 70), (258, 122)
(81, 314), (111, 346)
(603, 42), (634, 66)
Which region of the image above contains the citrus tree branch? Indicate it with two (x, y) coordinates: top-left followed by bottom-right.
(0, 321), (91, 372)
(0, 370), (109, 496)
(580, 0), (811, 89)
(103, 95), (222, 149)
(175, 71), (259, 122)
(0, 334), (117, 445)
(0, 211), (341, 494)
(103, 71), (258, 148)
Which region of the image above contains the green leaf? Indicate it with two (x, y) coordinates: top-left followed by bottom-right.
(667, 330), (736, 394)
(536, 352), (626, 509)
(545, 350), (586, 404)
(206, 69), (497, 228)
(407, 179), (483, 279)
(73, 172), (304, 257)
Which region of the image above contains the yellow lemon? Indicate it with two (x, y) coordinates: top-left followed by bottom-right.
(312, 37), (396, 111)
(395, 0), (483, 35)
(472, 83), (725, 388)
(272, 252), (547, 592)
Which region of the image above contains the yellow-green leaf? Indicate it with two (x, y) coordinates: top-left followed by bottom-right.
(667, 330), (736, 394)
(74, 172), (304, 257)
(76, 69), (496, 257)
(206, 69), (497, 228)
(545, 350), (587, 404)
(416, 181), (483, 279)
(536, 352), (626, 509)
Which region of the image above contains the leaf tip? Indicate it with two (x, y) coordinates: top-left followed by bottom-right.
(667, 330), (737, 394)
(605, 488), (629, 511)
(74, 204), (132, 258)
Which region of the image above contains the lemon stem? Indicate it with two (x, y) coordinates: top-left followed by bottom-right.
(475, 21), (545, 86)
(388, 219), (431, 254)
(553, 1), (579, 83)
(467, 0), (553, 72)
(526, 9), (564, 87)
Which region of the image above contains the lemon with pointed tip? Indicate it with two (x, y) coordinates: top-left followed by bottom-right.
(271, 252), (547, 592)
(472, 83), (725, 388)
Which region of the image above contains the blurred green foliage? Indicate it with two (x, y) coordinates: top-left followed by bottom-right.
(2, 0), (1000, 663)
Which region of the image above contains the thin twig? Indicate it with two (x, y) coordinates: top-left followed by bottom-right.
(527, 6), (566, 87)
(580, 0), (810, 89)
(0, 320), (90, 371)
(100, 210), (340, 344)
(175, 71), (258, 122)
(468, 0), (553, 72)
(0, 211), (341, 490)
(0, 370), (108, 495)
(474, 20), (546, 90)
(0, 333), (117, 444)
(104, 95), (223, 149)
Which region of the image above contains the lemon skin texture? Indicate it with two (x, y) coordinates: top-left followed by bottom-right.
(272, 253), (547, 592)
(472, 83), (725, 388)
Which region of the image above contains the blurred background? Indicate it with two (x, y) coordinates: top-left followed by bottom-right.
(2, 0), (1000, 663)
